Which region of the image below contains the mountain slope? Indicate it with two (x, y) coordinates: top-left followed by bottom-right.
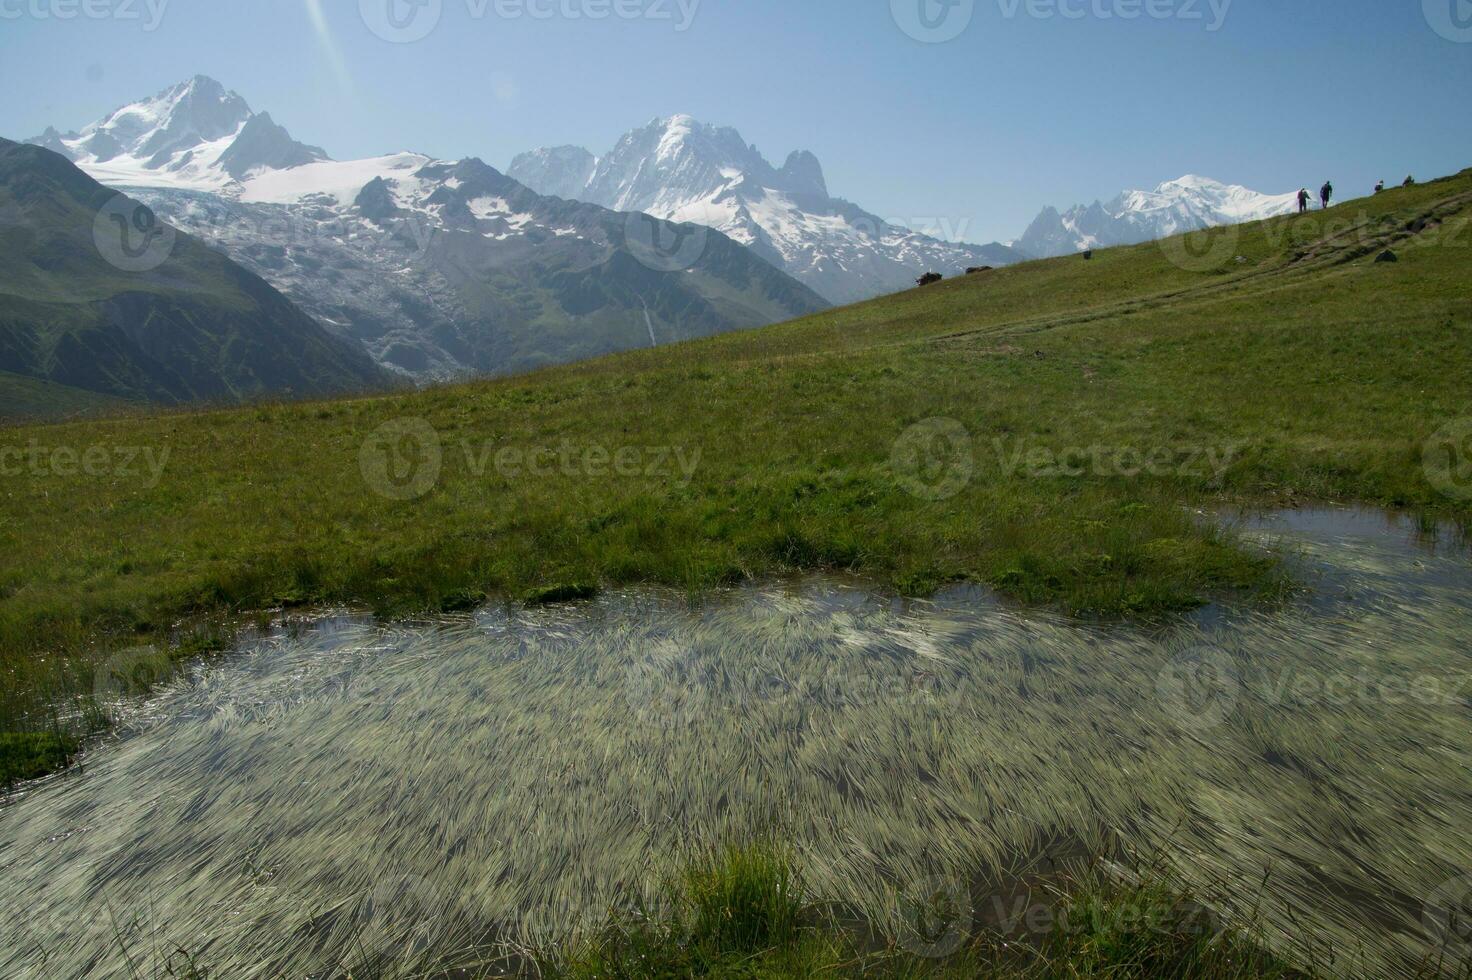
(1017, 175), (1299, 258)
(0, 137), (389, 408)
(130, 153), (830, 378)
(510, 116), (1023, 305)
(0, 370), (132, 420)
(32, 80), (829, 381)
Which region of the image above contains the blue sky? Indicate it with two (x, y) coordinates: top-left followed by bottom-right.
(3, 0), (1468, 242)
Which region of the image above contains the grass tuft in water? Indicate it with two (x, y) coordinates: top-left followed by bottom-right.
(525, 583), (601, 606)
(682, 844), (806, 955)
(539, 847), (1306, 979)
(0, 730), (78, 787)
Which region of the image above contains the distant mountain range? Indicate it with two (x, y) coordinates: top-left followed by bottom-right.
(12, 75), (1308, 410)
(510, 116), (1024, 305)
(0, 136), (388, 410)
(1016, 175), (1299, 258)
(23, 77), (829, 386)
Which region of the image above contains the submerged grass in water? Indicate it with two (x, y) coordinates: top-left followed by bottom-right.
(0, 509), (1468, 978)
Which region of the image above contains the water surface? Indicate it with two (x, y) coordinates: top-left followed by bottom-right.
(2, 507), (1469, 978)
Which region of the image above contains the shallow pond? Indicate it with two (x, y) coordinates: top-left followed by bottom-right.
(2, 508), (1470, 978)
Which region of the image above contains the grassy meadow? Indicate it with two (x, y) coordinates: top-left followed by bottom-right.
(0, 170), (1470, 979)
(1, 168), (1470, 752)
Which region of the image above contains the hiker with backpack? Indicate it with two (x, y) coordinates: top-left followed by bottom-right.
(1375, 180), (1385, 194)
(1297, 188), (1311, 214)
(1320, 181), (1333, 209)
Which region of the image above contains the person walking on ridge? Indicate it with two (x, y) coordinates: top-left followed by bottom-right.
(1297, 188), (1311, 214)
(1320, 180), (1333, 209)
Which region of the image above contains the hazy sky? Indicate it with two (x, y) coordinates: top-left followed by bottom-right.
(3, 0), (1468, 242)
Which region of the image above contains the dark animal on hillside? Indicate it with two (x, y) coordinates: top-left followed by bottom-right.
(916, 272), (943, 286)
(966, 266), (993, 274)
(1082, 249), (1094, 260)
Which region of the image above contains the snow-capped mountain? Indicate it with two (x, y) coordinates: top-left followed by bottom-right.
(510, 116), (1023, 306)
(509, 145), (598, 202)
(1016, 175), (1299, 259)
(31, 75), (326, 190)
(26, 79), (827, 381)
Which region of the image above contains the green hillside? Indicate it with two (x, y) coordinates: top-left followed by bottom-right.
(0, 138), (391, 411)
(2, 167), (1469, 733)
(0, 369), (132, 419)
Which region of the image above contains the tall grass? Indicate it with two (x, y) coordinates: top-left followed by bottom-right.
(683, 844), (805, 954)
